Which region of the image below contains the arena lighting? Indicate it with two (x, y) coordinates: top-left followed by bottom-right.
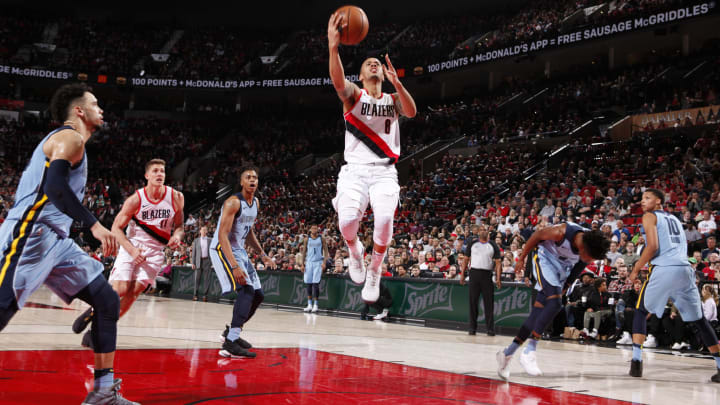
(569, 120), (593, 135)
(548, 144), (569, 157)
(140, 70), (145, 77)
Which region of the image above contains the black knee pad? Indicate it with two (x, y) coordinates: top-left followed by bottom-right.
(253, 289), (265, 305)
(75, 276), (119, 353)
(311, 284), (320, 299)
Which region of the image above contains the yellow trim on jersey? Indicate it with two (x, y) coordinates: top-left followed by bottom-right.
(216, 244), (237, 291)
(0, 194), (49, 286)
(533, 253), (542, 289)
(636, 265), (653, 309)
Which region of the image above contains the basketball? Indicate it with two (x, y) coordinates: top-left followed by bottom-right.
(335, 5), (369, 45)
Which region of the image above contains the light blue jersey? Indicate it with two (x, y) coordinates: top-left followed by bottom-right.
(534, 222), (585, 290)
(6, 126), (88, 238)
(638, 210), (702, 321)
(209, 194), (262, 293)
(649, 211), (688, 267)
(306, 236), (323, 262)
(304, 236), (323, 284)
(0, 125), (102, 309)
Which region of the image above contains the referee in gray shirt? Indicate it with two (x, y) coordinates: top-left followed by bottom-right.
(461, 225), (502, 336)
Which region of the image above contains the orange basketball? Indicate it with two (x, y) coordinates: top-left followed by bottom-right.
(335, 5), (369, 45)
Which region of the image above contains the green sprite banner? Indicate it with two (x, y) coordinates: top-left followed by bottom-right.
(172, 268), (532, 328)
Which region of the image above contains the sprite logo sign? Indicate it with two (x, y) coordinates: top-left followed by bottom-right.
(290, 278), (330, 305)
(400, 283), (453, 317)
(339, 280), (365, 311)
(259, 273), (280, 297)
(476, 287), (530, 326)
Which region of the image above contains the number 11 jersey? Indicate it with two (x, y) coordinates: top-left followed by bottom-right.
(129, 186), (177, 251)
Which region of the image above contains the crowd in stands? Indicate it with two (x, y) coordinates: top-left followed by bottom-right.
(2, 0), (711, 81)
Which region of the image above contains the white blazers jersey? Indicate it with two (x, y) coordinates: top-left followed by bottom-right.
(344, 89), (400, 164)
(128, 186), (177, 251)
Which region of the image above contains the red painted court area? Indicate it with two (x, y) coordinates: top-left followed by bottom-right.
(0, 348), (634, 404)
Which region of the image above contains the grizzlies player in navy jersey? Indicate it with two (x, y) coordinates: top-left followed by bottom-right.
(0, 84), (138, 404)
(210, 167), (276, 358)
(496, 223), (609, 380)
(628, 189), (720, 382)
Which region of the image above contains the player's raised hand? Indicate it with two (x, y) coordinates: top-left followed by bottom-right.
(91, 222), (118, 257)
(327, 12), (344, 50)
(383, 54), (400, 86)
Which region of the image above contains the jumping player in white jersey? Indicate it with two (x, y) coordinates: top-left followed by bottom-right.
(627, 189), (720, 382)
(73, 158), (184, 348)
(327, 12), (417, 303)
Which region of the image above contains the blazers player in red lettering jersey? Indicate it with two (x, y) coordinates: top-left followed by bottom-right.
(327, 12), (417, 303)
(73, 159), (185, 347)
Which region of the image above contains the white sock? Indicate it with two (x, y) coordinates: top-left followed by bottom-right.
(348, 240), (362, 260)
(369, 250), (385, 273)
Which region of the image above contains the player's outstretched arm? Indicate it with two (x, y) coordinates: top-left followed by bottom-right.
(328, 12), (360, 104)
(168, 190), (185, 249)
(384, 54), (417, 118)
(111, 193), (145, 265)
(218, 196), (247, 285)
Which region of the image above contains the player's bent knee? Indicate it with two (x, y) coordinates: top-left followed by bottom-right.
(254, 289), (265, 304)
(95, 284), (120, 322)
(544, 296), (561, 312)
(372, 215), (394, 246)
(338, 215), (361, 241)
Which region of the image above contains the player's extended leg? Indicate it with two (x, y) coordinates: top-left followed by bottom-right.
(496, 292), (547, 380)
(221, 284), (258, 358)
(247, 288), (264, 322)
(304, 283), (314, 312)
(113, 280), (147, 318)
(333, 170), (370, 285)
(364, 176), (399, 303)
(311, 283), (320, 312)
(73, 275), (138, 404)
(497, 254), (562, 379)
(671, 267), (720, 382)
(336, 205), (367, 284)
(629, 267), (668, 378)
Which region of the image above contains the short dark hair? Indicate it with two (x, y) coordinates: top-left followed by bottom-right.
(145, 158), (166, 172)
(645, 188), (665, 204)
(239, 166), (258, 178)
(49, 83), (91, 122)
(582, 230), (611, 260)
(593, 278), (606, 289)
